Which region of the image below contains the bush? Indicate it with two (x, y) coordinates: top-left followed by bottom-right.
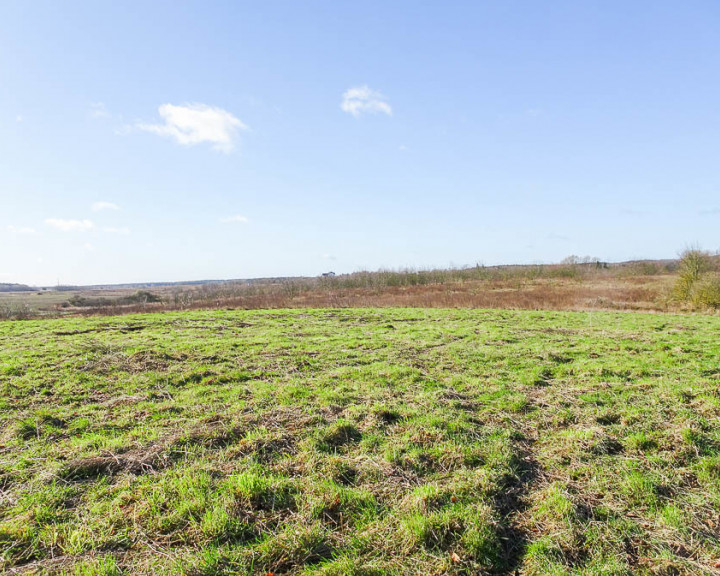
(672, 248), (719, 308)
(124, 290), (163, 304)
(67, 290), (163, 308)
(0, 303), (34, 320)
(692, 276), (720, 309)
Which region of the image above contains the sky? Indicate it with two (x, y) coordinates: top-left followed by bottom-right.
(2, 1), (720, 286)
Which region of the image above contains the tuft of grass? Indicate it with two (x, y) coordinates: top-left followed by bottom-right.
(316, 420), (362, 451)
(15, 409), (67, 440)
(59, 555), (122, 576)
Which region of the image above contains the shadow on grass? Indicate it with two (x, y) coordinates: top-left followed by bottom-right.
(492, 444), (541, 575)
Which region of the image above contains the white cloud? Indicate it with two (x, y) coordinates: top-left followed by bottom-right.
(103, 227), (131, 235)
(5, 225), (36, 235)
(45, 219), (95, 232)
(136, 103), (248, 153)
(92, 201), (120, 212)
(84, 243), (95, 251)
(341, 86), (392, 117)
(16, 115), (23, 123)
(220, 214), (250, 223)
(89, 102), (110, 119)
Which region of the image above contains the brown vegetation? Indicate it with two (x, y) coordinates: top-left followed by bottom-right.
(4, 256), (720, 319)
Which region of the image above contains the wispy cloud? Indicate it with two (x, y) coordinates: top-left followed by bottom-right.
(546, 233), (570, 241)
(220, 214), (250, 223)
(16, 115), (23, 123)
(5, 225), (36, 235)
(45, 218), (95, 232)
(89, 102), (110, 119)
(620, 208), (648, 216)
(103, 227), (131, 235)
(92, 201), (120, 212)
(699, 208), (720, 216)
(341, 86), (392, 117)
(136, 103), (248, 153)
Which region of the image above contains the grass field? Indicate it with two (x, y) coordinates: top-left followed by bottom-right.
(1, 309), (719, 575)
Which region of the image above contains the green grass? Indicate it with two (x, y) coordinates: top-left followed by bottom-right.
(1, 308), (719, 575)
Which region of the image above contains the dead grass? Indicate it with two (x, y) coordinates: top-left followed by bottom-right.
(56, 274), (675, 318)
(60, 420), (248, 480)
(0, 261), (682, 321)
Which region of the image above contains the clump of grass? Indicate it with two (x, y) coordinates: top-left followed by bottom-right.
(624, 431), (657, 452)
(317, 420), (362, 451)
(58, 554), (122, 576)
(402, 503), (499, 565)
(590, 432), (624, 455)
(322, 457), (359, 486)
(372, 405), (401, 425)
(223, 469), (297, 512)
(522, 366), (554, 387)
(15, 410), (67, 440)
(255, 522), (334, 572)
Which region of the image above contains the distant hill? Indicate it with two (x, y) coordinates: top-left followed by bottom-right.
(0, 283), (35, 292)
(47, 276), (313, 291)
(0, 256), (694, 293)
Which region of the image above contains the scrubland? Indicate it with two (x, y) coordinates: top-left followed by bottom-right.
(0, 260), (686, 320)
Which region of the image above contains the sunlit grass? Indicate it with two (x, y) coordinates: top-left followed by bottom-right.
(1, 308), (719, 574)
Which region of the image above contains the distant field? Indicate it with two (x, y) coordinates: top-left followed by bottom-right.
(1, 308), (719, 575)
(0, 290), (78, 311)
(0, 265), (678, 319)
(0, 289), (136, 317)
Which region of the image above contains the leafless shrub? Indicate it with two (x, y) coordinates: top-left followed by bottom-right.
(0, 303), (34, 320)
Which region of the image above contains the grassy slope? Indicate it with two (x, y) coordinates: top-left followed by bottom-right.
(0, 309), (719, 575)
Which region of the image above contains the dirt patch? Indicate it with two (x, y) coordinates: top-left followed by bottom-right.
(117, 324), (147, 333)
(61, 445), (168, 479)
(54, 328), (99, 336)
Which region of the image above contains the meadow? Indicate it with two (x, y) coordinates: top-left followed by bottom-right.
(1, 308), (719, 575)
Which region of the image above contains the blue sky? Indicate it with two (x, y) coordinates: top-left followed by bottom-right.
(2, 1), (720, 286)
